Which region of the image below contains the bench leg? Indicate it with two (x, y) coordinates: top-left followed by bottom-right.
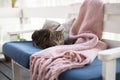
(4, 55), (11, 62)
(12, 60), (21, 80)
(102, 60), (116, 80)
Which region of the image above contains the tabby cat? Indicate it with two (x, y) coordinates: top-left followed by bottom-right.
(32, 28), (64, 49)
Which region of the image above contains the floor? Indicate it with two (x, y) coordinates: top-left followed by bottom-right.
(0, 53), (30, 80)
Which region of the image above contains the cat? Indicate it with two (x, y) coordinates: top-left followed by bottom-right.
(32, 28), (64, 49)
(31, 18), (75, 49)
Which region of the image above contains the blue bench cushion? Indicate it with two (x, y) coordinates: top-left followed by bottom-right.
(2, 41), (120, 80)
(3, 41), (41, 68)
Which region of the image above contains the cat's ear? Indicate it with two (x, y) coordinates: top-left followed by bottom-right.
(56, 26), (65, 33)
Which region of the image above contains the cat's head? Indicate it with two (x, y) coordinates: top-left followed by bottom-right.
(32, 28), (65, 49)
(32, 29), (52, 48)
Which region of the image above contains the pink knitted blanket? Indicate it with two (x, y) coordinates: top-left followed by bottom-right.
(30, 0), (107, 80)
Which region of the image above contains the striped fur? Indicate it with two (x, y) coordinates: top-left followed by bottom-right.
(32, 28), (64, 49)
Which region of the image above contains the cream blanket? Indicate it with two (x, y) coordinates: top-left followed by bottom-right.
(30, 0), (107, 80)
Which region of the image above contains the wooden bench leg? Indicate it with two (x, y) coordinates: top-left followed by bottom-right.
(12, 60), (21, 80)
(102, 60), (116, 80)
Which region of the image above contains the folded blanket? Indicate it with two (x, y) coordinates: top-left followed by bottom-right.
(30, 0), (107, 80)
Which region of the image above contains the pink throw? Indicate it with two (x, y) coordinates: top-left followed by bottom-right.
(30, 0), (107, 80)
